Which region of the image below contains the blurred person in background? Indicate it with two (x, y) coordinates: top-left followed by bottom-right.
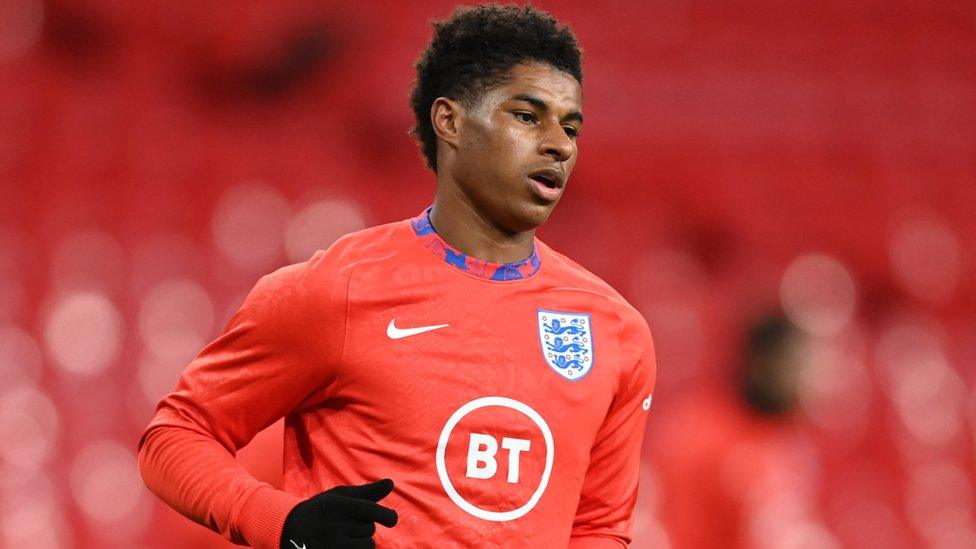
(138, 4), (656, 548)
(652, 314), (831, 548)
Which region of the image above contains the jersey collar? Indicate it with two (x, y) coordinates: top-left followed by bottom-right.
(410, 207), (542, 281)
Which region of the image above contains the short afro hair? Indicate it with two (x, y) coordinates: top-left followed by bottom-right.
(409, 4), (583, 172)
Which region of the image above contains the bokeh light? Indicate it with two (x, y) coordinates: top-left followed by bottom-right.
(889, 214), (963, 302)
(285, 198), (366, 262)
(0, 471), (71, 548)
(905, 460), (976, 546)
(137, 278), (214, 362)
(799, 332), (872, 439)
(212, 182), (291, 270)
(830, 497), (903, 549)
(0, 384), (60, 473)
(971, 390), (976, 459)
(136, 349), (183, 405)
(43, 292), (124, 376)
(0, 325), (43, 389)
(780, 254), (856, 336)
(877, 319), (965, 448)
(768, 521), (841, 549)
(69, 439), (148, 526)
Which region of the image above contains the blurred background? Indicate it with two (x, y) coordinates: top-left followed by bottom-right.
(1, 0), (974, 547)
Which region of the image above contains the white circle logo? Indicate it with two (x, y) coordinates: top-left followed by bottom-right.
(435, 396), (554, 521)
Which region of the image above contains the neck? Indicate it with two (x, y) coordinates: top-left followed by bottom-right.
(429, 185), (535, 265)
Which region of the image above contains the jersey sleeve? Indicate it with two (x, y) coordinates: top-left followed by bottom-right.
(137, 245), (352, 549)
(569, 308), (657, 547)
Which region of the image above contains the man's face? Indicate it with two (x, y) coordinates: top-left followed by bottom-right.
(452, 62), (582, 233)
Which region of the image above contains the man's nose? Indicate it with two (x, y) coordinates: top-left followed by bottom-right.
(540, 123), (574, 162)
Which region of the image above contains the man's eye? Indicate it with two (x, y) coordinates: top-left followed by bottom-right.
(514, 112), (537, 124)
(563, 126), (579, 138)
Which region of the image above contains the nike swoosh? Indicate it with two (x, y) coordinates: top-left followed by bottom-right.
(289, 540), (306, 549)
(387, 318), (449, 339)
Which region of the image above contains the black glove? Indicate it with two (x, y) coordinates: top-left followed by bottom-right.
(280, 478), (398, 549)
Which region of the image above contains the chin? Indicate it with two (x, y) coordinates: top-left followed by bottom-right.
(508, 201), (556, 232)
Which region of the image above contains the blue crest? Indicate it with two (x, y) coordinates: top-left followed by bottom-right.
(537, 309), (594, 381)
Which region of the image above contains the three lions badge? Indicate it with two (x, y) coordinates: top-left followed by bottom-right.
(537, 309), (593, 381)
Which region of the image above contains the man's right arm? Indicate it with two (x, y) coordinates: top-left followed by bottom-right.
(138, 246), (351, 549)
(138, 425), (303, 548)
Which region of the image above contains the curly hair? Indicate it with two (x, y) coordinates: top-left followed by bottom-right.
(409, 4), (583, 172)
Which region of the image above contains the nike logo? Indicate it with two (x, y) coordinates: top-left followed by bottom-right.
(387, 318), (449, 339)
(289, 541), (306, 549)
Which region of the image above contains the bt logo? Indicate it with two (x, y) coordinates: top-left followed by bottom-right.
(465, 433), (531, 483)
(436, 397), (553, 521)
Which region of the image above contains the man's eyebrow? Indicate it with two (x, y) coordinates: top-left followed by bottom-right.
(510, 93), (584, 124)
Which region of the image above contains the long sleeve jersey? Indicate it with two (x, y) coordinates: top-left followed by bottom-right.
(138, 208), (657, 548)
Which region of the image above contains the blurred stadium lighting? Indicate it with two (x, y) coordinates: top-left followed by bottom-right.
(906, 460), (976, 547)
(69, 439), (149, 527)
(0, 325), (43, 389)
(878, 319), (966, 448)
(799, 333), (872, 440)
(0, 470), (71, 548)
(43, 292), (123, 376)
(138, 278), (214, 362)
(780, 254), (856, 337)
(211, 182), (291, 271)
(0, 383), (60, 473)
(889, 213), (964, 303)
(285, 198), (366, 262)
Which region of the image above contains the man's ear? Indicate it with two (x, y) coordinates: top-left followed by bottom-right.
(430, 97), (463, 149)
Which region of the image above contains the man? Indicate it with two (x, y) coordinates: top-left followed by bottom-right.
(653, 314), (819, 548)
(139, 5), (656, 548)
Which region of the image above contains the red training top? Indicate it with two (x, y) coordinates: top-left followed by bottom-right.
(138, 209), (657, 548)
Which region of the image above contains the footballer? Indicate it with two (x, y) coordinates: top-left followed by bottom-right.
(139, 4), (656, 548)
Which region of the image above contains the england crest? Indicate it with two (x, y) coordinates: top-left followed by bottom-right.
(537, 309), (594, 381)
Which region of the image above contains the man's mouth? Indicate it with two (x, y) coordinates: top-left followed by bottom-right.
(530, 174), (558, 189)
(527, 167), (565, 189)
(527, 167), (565, 202)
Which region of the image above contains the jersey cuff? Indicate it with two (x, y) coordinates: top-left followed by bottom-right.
(236, 485), (303, 549)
